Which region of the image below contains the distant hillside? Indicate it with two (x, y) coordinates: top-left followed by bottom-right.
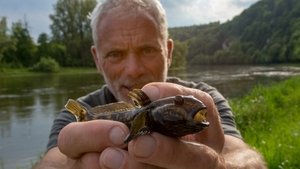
(169, 0), (300, 65)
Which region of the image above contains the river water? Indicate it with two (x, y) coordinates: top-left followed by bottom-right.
(0, 65), (299, 169)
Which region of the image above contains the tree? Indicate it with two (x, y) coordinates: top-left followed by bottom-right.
(171, 40), (187, 69)
(50, 0), (97, 66)
(289, 18), (300, 62)
(37, 33), (50, 59)
(36, 32), (67, 66)
(2, 20), (36, 67)
(0, 17), (11, 65)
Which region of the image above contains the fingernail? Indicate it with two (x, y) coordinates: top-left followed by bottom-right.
(102, 148), (124, 169)
(109, 126), (126, 145)
(133, 135), (156, 158)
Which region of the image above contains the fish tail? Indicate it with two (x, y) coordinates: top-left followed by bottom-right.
(65, 99), (87, 121)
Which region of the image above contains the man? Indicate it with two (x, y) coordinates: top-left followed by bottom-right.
(36, 0), (266, 168)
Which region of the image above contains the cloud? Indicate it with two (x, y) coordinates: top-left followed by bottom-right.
(161, 0), (259, 27)
(0, 0), (259, 39)
(231, 0), (259, 7)
(0, 0), (55, 40)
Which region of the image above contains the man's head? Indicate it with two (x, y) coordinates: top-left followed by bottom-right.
(90, 0), (169, 46)
(90, 0), (173, 102)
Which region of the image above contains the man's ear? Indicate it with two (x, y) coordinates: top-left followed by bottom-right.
(167, 39), (174, 67)
(91, 45), (102, 74)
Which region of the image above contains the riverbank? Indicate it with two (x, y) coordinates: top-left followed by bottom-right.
(2, 63), (299, 77)
(1, 65), (299, 169)
(230, 75), (300, 169)
(0, 67), (98, 77)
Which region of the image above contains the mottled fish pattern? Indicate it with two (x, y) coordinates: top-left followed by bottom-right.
(65, 89), (209, 143)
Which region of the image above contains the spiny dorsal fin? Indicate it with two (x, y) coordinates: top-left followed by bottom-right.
(128, 89), (151, 108)
(90, 101), (135, 115)
(65, 99), (87, 121)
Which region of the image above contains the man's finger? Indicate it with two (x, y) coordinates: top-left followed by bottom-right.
(142, 82), (213, 106)
(78, 152), (102, 169)
(100, 147), (161, 169)
(128, 133), (224, 169)
(58, 120), (129, 158)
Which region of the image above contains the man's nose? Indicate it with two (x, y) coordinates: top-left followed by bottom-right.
(125, 53), (145, 78)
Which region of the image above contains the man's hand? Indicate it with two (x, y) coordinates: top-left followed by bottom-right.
(56, 119), (128, 168)
(55, 82), (226, 169)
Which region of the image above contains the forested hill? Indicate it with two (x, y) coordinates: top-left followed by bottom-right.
(1, 0), (300, 70)
(169, 0), (300, 65)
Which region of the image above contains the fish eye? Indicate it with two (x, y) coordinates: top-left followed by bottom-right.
(174, 95), (184, 105)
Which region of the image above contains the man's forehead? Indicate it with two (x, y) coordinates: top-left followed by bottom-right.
(99, 8), (156, 29)
(97, 10), (160, 40)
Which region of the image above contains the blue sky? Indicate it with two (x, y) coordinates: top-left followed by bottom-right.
(0, 0), (259, 40)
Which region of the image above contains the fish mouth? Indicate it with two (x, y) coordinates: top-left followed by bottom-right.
(193, 108), (207, 122)
(193, 108), (210, 128)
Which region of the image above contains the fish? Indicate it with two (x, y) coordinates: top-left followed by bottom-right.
(64, 89), (209, 143)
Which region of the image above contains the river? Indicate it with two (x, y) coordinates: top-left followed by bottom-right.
(0, 65), (299, 169)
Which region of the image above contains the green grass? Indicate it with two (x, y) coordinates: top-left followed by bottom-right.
(230, 76), (300, 169)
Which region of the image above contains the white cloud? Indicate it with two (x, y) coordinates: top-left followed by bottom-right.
(0, 0), (55, 40)
(162, 0), (260, 27)
(0, 0), (259, 39)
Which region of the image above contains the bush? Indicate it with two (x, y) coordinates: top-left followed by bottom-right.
(31, 57), (60, 73)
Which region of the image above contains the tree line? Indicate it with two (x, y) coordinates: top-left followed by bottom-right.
(0, 0), (96, 71)
(0, 0), (186, 71)
(1, 0), (299, 71)
(170, 0), (300, 65)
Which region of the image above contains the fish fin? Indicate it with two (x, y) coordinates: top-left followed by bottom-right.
(128, 89), (151, 108)
(64, 99), (87, 121)
(123, 111), (151, 143)
(90, 102), (134, 115)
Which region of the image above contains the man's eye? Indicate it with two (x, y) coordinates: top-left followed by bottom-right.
(106, 51), (123, 59)
(142, 47), (156, 55)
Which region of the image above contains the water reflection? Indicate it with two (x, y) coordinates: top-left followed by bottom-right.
(0, 73), (103, 169)
(0, 65), (299, 168)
